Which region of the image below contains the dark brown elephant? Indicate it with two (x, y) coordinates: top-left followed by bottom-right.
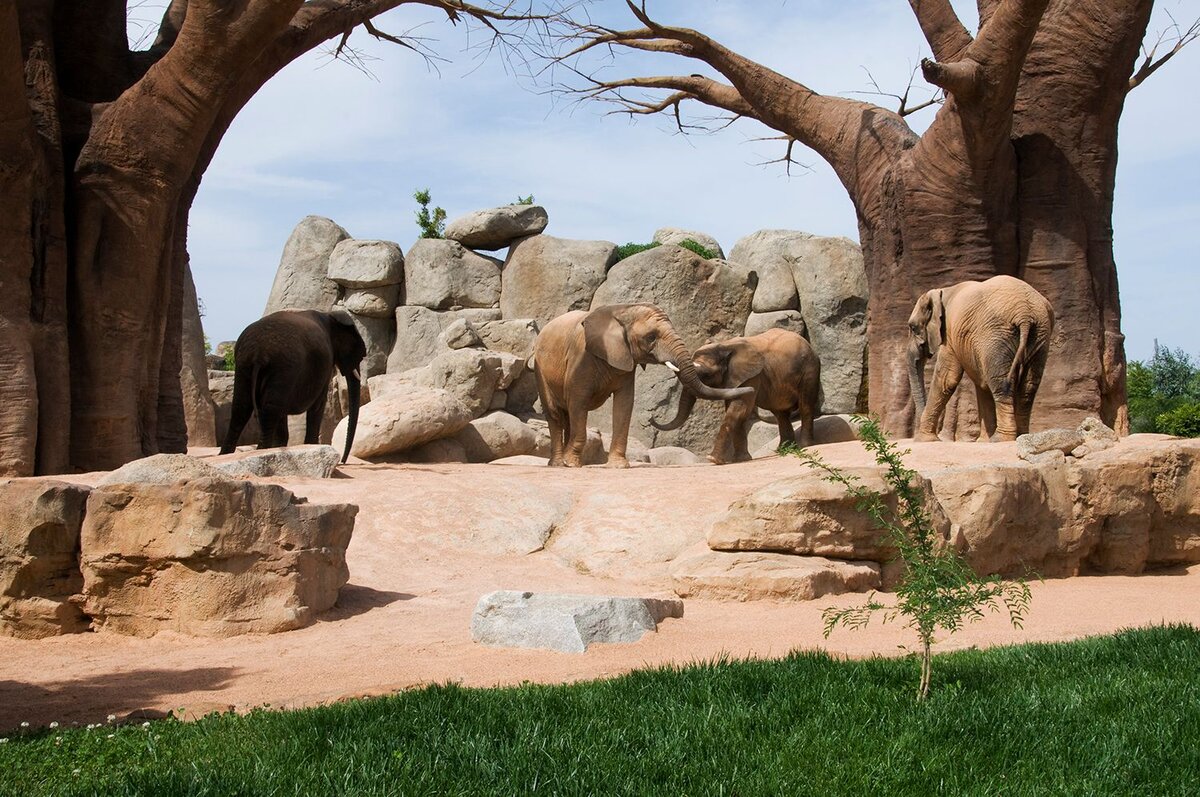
(220, 309), (365, 462)
(531, 304), (753, 467)
(652, 328), (821, 464)
(908, 275), (1055, 442)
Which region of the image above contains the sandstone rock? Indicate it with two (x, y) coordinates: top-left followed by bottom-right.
(404, 239), (501, 310)
(489, 391), (508, 412)
(332, 386), (473, 459)
(744, 309), (807, 339)
(671, 550), (879, 602)
(492, 351), (526, 391)
(404, 438), (469, 464)
(210, 445), (341, 479)
(444, 204), (550, 250)
(652, 228), (726, 259)
(81, 479), (356, 637)
(476, 318), (540, 359)
(454, 412), (540, 462)
(591, 245), (757, 453)
(0, 480), (91, 638)
(388, 306), (501, 374)
(340, 285), (401, 318)
(263, 216), (348, 315)
(408, 349), (507, 418)
(438, 317), (482, 350)
(98, 453), (230, 487)
(501, 235), (618, 327)
(470, 590), (684, 653)
(326, 239), (404, 288)
(646, 446), (705, 466)
(181, 265), (217, 447)
(1078, 416), (1119, 444)
(1017, 428), (1084, 461)
(731, 231), (867, 413)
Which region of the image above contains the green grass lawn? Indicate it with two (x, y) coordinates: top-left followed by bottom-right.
(3, 625), (1199, 796)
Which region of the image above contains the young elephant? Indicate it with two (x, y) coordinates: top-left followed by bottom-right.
(652, 328), (821, 464)
(908, 275), (1054, 442)
(220, 309), (366, 463)
(531, 304), (753, 467)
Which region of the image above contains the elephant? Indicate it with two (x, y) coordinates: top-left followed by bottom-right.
(531, 303), (754, 467)
(908, 275), (1054, 442)
(219, 309), (366, 462)
(651, 328), (821, 464)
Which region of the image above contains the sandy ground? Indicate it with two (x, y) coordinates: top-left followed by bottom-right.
(2, 440), (1198, 731)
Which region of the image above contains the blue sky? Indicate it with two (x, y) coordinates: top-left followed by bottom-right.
(166, 0), (1199, 362)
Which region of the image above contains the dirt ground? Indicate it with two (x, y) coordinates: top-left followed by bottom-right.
(3, 440), (1198, 731)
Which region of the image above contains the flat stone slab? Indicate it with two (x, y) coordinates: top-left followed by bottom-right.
(671, 550), (879, 602)
(211, 445), (341, 479)
(471, 591), (684, 653)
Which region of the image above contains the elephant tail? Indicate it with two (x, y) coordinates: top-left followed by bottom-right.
(1006, 321), (1034, 393)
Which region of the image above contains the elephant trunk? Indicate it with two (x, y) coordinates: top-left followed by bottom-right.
(907, 341), (928, 423)
(651, 388), (697, 432)
(663, 337), (753, 402)
(342, 370), (361, 464)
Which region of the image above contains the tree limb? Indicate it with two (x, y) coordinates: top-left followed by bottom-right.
(1128, 11), (1200, 91)
(907, 0), (973, 62)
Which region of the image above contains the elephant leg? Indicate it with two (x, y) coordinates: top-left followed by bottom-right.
(795, 403), (816, 449)
(775, 411), (796, 449)
(916, 353), (963, 442)
(711, 394), (754, 464)
(975, 385), (997, 443)
(545, 407), (567, 466)
(220, 371), (255, 455)
(304, 389), (328, 445)
(605, 379), (634, 468)
(257, 402), (286, 450)
(564, 400), (590, 468)
(1014, 347), (1049, 436)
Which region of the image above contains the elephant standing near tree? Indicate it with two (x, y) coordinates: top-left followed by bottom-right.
(652, 328), (821, 464)
(220, 309), (366, 463)
(908, 275), (1054, 442)
(531, 304), (753, 467)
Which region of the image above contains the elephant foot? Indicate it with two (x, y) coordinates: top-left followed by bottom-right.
(604, 456), (630, 469)
(707, 454), (729, 466)
(562, 456), (584, 468)
(913, 431), (940, 443)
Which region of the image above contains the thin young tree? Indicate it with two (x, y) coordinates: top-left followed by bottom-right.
(0, 0), (564, 477)
(556, 0), (1197, 439)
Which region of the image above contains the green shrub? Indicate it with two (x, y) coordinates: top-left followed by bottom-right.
(677, 238), (717, 259)
(614, 241), (661, 261)
(1127, 344), (1200, 433)
(514, 194), (535, 205)
(783, 416), (1030, 700)
(413, 188), (446, 239)
(1156, 401), (1200, 437)
(223, 347), (235, 371)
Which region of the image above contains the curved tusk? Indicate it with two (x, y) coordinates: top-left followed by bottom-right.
(664, 361), (680, 373)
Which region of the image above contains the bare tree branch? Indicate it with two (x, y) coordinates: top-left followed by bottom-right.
(1128, 11), (1200, 91)
(850, 64), (944, 117)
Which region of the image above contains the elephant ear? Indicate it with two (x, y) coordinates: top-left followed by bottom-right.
(928, 289), (946, 354)
(725, 342), (766, 387)
(582, 306), (635, 372)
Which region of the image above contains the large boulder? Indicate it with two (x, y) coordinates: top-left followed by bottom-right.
(744, 309), (807, 339)
(444, 204), (549, 250)
(340, 285), (401, 318)
(500, 235), (618, 327)
(652, 228), (725, 259)
(263, 216), (348, 315)
(388, 306), (501, 374)
(671, 550), (879, 602)
(590, 244), (757, 453)
(470, 590), (684, 653)
(80, 479), (356, 637)
(730, 231), (867, 413)
(332, 386), (473, 460)
(210, 445), (341, 479)
(0, 480), (91, 638)
(404, 239), (502, 310)
(475, 318), (540, 359)
(453, 412), (540, 462)
(326, 239), (405, 288)
(98, 453), (230, 486)
(396, 348), (513, 418)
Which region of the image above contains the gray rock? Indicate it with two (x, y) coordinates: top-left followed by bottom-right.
(652, 228), (726, 259)
(590, 245), (757, 453)
(1017, 428), (1085, 461)
(438, 317), (482, 350)
(98, 454), (231, 487)
(210, 445), (341, 479)
(505, 370), (540, 414)
(389, 306), (501, 374)
(731, 231), (868, 413)
(404, 438), (470, 464)
(404, 239), (502, 310)
(470, 590), (684, 653)
(263, 216), (348, 315)
(340, 285), (401, 318)
(454, 412), (540, 462)
(476, 318), (540, 359)
(744, 310), (807, 339)
(331, 386), (474, 459)
(501, 235), (618, 327)
(444, 204), (550, 251)
(327, 239), (405, 288)
(410, 349), (507, 418)
(342, 311), (394, 379)
(646, 446), (705, 466)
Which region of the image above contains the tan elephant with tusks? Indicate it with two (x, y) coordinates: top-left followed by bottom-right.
(530, 304), (754, 467)
(908, 275), (1054, 442)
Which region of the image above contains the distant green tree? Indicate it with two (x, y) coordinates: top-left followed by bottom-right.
(1127, 343), (1200, 436)
(514, 194), (535, 205)
(414, 188), (447, 239)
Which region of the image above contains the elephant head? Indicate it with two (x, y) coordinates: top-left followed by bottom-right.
(580, 304), (753, 402)
(906, 289), (945, 420)
(328, 309), (366, 463)
(651, 340), (764, 432)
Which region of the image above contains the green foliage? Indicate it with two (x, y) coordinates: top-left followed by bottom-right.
(614, 240), (661, 261)
(413, 188), (447, 239)
(513, 194), (535, 205)
(676, 238), (717, 259)
(783, 416), (1030, 699)
(3, 626), (1199, 795)
(222, 348), (235, 371)
(1127, 343), (1200, 435)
